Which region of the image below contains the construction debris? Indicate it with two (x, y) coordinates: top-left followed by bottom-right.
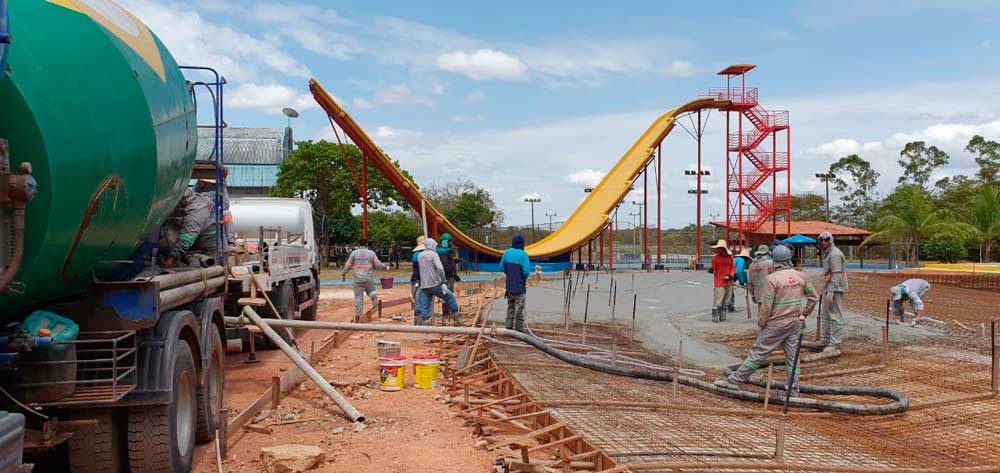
(260, 445), (326, 473)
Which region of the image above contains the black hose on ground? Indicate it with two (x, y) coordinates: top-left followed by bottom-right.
(502, 331), (909, 416)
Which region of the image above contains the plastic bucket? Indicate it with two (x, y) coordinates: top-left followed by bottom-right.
(412, 354), (440, 389)
(378, 356), (406, 391)
(380, 277), (394, 289)
(376, 340), (401, 358)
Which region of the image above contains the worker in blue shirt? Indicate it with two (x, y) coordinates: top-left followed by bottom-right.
(499, 234), (531, 332)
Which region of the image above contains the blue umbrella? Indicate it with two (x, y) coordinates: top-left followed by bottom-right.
(782, 234), (817, 245)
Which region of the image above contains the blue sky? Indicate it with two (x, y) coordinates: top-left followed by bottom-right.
(121, 0), (1000, 228)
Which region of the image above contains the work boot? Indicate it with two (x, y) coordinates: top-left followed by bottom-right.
(413, 315), (424, 326)
(821, 345), (840, 353)
(711, 309), (720, 323)
(728, 304), (735, 313)
(719, 309), (727, 322)
(713, 378), (740, 390)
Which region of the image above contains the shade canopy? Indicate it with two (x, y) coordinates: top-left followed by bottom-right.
(782, 234), (817, 245)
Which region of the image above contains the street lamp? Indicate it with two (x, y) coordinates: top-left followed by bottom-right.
(815, 173), (836, 222)
(628, 212), (640, 245)
(709, 213), (720, 241)
(545, 212), (557, 231)
(524, 196), (541, 241)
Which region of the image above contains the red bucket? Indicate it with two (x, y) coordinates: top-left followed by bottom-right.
(380, 277), (394, 289)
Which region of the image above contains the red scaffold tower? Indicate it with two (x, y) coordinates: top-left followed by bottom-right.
(705, 64), (791, 247)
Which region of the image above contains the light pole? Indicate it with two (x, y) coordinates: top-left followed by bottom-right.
(709, 213), (720, 241)
(545, 212), (556, 231)
(524, 196), (541, 242)
(633, 200), (646, 267)
(628, 212), (640, 245)
(815, 173), (835, 222)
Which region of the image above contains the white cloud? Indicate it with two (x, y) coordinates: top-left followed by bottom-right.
(227, 83), (315, 113)
(464, 90), (486, 104)
(807, 138), (861, 157)
(566, 169), (606, 187)
(663, 60), (695, 77)
(450, 114), (487, 123)
(861, 141), (884, 153)
(353, 97), (373, 110)
(436, 49), (528, 81)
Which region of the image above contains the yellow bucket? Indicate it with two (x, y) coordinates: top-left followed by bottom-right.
(413, 354), (440, 389)
(378, 356), (406, 391)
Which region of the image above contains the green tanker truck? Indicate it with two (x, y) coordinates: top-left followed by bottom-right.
(0, 2), (229, 471)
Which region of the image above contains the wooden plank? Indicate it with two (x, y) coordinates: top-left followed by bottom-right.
(489, 422), (566, 450)
(467, 415), (533, 434)
(529, 435), (582, 454)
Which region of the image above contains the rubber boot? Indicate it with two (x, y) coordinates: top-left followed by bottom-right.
(711, 308), (720, 323)
(719, 308), (727, 322)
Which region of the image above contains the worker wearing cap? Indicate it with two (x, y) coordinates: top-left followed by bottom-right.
(727, 247), (752, 312)
(411, 236), (427, 325)
(500, 234), (531, 332)
(890, 278), (930, 325)
(707, 240), (736, 323)
(418, 238), (460, 325)
(819, 231), (848, 351)
(342, 239), (386, 320)
(161, 188), (217, 267)
(194, 166), (233, 248)
(437, 232), (461, 296)
(714, 245), (819, 396)
(748, 245), (775, 304)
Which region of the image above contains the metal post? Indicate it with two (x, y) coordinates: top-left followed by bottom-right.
(361, 153), (368, 240)
(609, 219), (615, 271)
(643, 162), (648, 270)
(697, 109), (703, 265)
(657, 142), (662, 268)
(671, 340), (682, 399)
(992, 321), (997, 393)
(599, 228), (605, 269)
(630, 293), (638, 343)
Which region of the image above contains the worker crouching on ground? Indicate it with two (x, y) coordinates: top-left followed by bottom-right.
(411, 236), (427, 325)
(500, 234), (531, 332)
(707, 240), (735, 323)
(342, 239), (386, 320)
(438, 232), (461, 294)
(714, 245), (819, 396)
(819, 231), (848, 352)
(748, 244), (774, 306)
(418, 238), (460, 325)
(890, 278), (930, 326)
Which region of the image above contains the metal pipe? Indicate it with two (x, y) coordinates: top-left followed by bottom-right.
(0, 206), (25, 293)
(239, 306), (364, 422)
(159, 276), (226, 309)
(147, 266), (225, 290)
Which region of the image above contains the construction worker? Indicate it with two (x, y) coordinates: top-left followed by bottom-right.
(161, 188), (217, 268)
(714, 245), (819, 396)
(819, 231), (848, 351)
(747, 244), (774, 304)
(437, 232), (461, 294)
(418, 238), (460, 325)
(727, 247), (752, 312)
(889, 278), (930, 325)
(342, 239), (386, 319)
(500, 234), (531, 332)
(411, 236), (427, 325)
(707, 240), (735, 323)
(194, 166), (233, 248)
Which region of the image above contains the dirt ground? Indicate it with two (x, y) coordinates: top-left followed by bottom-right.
(192, 284), (496, 473)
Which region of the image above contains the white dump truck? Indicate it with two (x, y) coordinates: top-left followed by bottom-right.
(227, 197), (321, 322)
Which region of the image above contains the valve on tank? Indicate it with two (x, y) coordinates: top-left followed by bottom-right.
(0, 139), (38, 293)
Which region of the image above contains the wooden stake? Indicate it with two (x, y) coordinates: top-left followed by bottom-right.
(763, 365), (774, 411)
(881, 326), (889, 366)
(774, 416), (786, 461)
(671, 340), (682, 399)
(271, 376), (281, 410)
(630, 293), (638, 344)
(611, 283), (617, 321)
(992, 321), (998, 393)
(214, 429), (224, 473)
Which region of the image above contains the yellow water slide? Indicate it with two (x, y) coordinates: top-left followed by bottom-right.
(311, 79), (729, 258)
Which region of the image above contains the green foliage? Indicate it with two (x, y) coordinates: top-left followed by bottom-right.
(863, 184), (977, 267)
(934, 175), (979, 212)
(968, 183), (1000, 261)
(327, 210), (360, 245)
(828, 154), (880, 228)
(898, 141), (949, 190)
(424, 179), (504, 230)
(790, 193), (828, 222)
(921, 233), (969, 263)
(367, 211), (422, 248)
(965, 135), (1000, 184)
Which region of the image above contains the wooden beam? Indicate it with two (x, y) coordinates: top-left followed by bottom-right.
(489, 422), (566, 450)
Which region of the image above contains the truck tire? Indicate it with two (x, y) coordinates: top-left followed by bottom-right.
(127, 340), (197, 473)
(68, 410), (123, 473)
(277, 281), (295, 320)
(300, 279), (318, 321)
(195, 327), (224, 443)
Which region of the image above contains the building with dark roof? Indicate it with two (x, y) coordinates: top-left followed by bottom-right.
(196, 127), (293, 197)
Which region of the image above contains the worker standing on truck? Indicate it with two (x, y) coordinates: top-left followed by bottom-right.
(707, 240), (735, 323)
(417, 238), (460, 325)
(342, 239), (386, 320)
(714, 245), (819, 396)
(194, 166), (234, 248)
(438, 232), (461, 295)
(499, 234), (531, 332)
(889, 278), (930, 325)
(819, 231), (848, 352)
(161, 188), (217, 267)
(748, 245), (775, 305)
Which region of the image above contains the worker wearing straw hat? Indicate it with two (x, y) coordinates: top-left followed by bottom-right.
(727, 246), (753, 312)
(707, 240), (736, 323)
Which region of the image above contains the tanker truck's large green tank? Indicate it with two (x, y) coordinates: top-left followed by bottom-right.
(0, 0), (197, 312)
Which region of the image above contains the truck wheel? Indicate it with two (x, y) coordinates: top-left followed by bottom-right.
(301, 279), (318, 321)
(127, 340), (197, 473)
(195, 327), (224, 443)
(68, 410), (123, 473)
(278, 281), (296, 320)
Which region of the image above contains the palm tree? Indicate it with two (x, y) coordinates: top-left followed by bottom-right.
(862, 185), (977, 267)
(968, 184), (1000, 262)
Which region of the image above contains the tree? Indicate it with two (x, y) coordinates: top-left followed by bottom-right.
(828, 154), (880, 228)
(789, 193), (828, 222)
(934, 175), (979, 212)
(862, 184), (977, 267)
(965, 135), (1000, 184)
(367, 211), (422, 248)
(423, 179), (505, 230)
(922, 233), (969, 263)
(898, 141), (949, 190)
(271, 140), (414, 261)
(968, 184), (1000, 262)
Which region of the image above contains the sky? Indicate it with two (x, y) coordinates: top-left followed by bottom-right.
(119, 0), (1000, 229)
